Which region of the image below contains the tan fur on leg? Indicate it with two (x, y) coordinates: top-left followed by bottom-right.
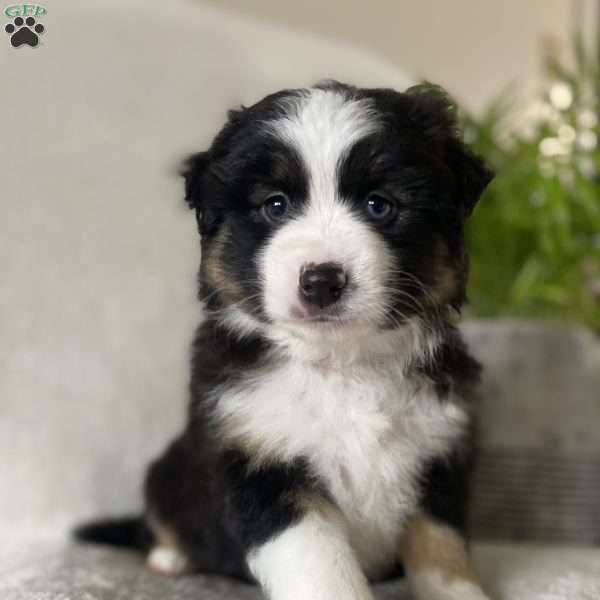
(400, 513), (491, 600)
(146, 512), (189, 576)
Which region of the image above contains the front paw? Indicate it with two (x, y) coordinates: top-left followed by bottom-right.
(412, 571), (491, 600)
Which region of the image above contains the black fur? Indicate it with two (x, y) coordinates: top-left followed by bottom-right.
(74, 516), (150, 549)
(420, 451), (472, 534)
(416, 326), (483, 401)
(225, 451), (316, 550)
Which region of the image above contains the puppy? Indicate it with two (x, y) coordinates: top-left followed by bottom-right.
(77, 81), (493, 600)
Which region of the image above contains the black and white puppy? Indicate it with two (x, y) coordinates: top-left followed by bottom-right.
(79, 81), (493, 600)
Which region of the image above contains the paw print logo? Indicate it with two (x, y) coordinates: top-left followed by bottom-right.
(5, 16), (45, 47)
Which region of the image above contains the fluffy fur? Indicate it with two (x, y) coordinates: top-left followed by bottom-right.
(76, 80), (494, 600)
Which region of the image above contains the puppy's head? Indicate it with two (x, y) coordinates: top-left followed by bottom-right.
(182, 81), (492, 344)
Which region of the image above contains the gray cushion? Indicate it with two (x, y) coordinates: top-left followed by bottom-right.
(2, 542), (600, 600)
(463, 321), (600, 545)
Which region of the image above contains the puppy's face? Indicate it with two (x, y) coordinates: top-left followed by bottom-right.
(183, 82), (492, 342)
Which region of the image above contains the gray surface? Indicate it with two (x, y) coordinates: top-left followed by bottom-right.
(462, 320), (600, 453)
(462, 321), (600, 545)
(0, 544), (408, 600)
(2, 542), (600, 600)
(0, 544), (262, 600)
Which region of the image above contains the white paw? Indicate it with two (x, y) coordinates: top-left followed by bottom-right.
(412, 570), (491, 600)
(147, 545), (189, 576)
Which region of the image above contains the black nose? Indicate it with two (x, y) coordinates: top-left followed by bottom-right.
(299, 262), (347, 308)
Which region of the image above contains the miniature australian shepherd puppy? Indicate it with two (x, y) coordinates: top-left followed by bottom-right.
(77, 80), (494, 600)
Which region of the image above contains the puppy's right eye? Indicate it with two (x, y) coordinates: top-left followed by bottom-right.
(261, 192), (290, 224)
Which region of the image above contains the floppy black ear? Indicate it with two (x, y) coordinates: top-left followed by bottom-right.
(180, 109), (248, 233)
(181, 151), (209, 211)
(404, 83), (459, 139)
(451, 141), (494, 216)
(404, 84), (494, 216)
(180, 151), (225, 235)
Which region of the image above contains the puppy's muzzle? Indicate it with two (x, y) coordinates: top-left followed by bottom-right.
(299, 262), (347, 309)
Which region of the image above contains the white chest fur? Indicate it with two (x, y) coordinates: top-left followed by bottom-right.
(213, 354), (468, 576)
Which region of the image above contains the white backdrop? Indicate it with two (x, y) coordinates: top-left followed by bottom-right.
(0, 0), (411, 546)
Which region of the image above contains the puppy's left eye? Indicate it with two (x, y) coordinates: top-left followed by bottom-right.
(262, 192), (290, 224)
(365, 192), (397, 224)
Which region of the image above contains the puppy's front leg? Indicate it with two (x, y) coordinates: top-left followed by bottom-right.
(400, 513), (490, 600)
(248, 501), (373, 600)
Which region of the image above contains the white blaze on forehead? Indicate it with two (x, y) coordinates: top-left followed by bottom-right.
(272, 88), (381, 207)
(259, 88), (395, 330)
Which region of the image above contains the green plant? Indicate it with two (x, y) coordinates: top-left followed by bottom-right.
(462, 35), (600, 330)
